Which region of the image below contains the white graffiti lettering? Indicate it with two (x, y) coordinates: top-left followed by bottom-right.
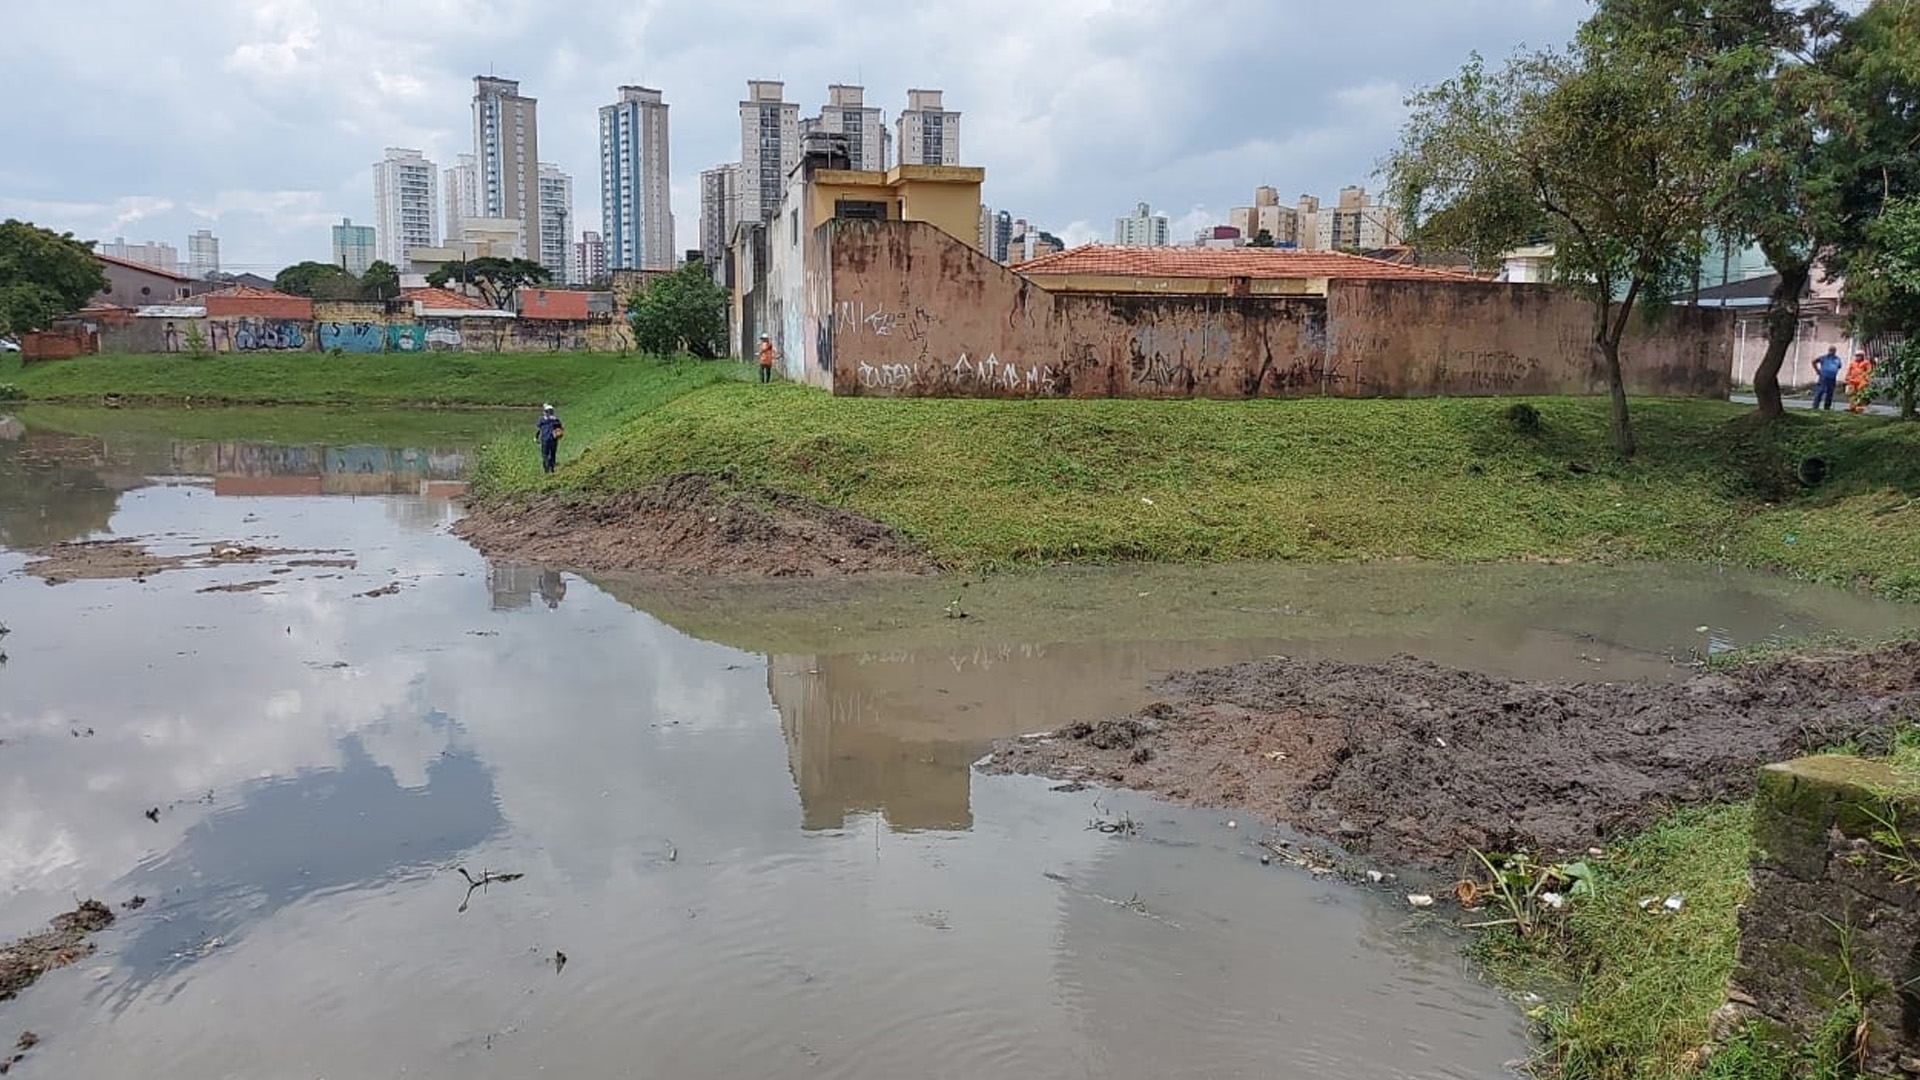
(857, 361), (914, 390)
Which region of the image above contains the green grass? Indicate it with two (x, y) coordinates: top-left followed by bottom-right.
(1478, 804), (1755, 1080)
(472, 376), (1920, 598)
(0, 351), (669, 407)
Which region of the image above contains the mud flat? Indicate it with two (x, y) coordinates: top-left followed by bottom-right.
(454, 473), (932, 577)
(0, 901), (115, 1003)
(984, 642), (1920, 871)
(22, 539), (356, 585)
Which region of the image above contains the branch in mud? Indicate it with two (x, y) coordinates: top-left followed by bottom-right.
(455, 866), (525, 914)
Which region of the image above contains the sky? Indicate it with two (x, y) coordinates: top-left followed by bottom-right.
(0, 0), (1593, 275)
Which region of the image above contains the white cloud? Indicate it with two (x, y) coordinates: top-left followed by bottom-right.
(0, 0), (1591, 270)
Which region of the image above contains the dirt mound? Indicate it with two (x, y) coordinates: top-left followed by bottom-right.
(454, 473), (934, 577)
(985, 643), (1920, 872)
(1, 900), (116, 1003)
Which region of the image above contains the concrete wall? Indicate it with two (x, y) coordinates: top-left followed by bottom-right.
(97, 313), (630, 355)
(825, 220), (1735, 400)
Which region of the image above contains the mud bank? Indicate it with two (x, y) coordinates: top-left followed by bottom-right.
(0, 901), (114, 1003)
(455, 473), (933, 577)
(22, 539), (356, 585)
(984, 643), (1920, 871)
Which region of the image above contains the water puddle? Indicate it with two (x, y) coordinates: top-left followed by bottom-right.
(2, 412), (1913, 1077)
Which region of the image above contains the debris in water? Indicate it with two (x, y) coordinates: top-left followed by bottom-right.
(553, 950), (567, 974)
(16, 1033), (38, 1052)
(1367, 870), (1385, 884)
(124, 896), (147, 911)
(143, 807), (159, 823)
(455, 866), (526, 913)
(1407, 894), (1435, 908)
(359, 583), (402, 598)
(1226, 820), (1238, 829)
(70, 727), (94, 738)
(1259, 854), (1272, 866)
(1049, 782), (1089, 793)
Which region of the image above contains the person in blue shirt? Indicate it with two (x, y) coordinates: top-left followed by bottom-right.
(1812, 346), (1843, 410)
(536, 404), (564, 473)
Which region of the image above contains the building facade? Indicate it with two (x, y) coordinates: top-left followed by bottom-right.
(699, 162), (742, 267)
(331, 218), (376, 274)
(1312, 186), (1400, 251)
(187, 230), (220, 278)
(807, 85), (886, 171)
(537, 163), (574, 282)
(472, 76), (540, 272)
(740, 80), (802, 224)
(444, 153), (479, 240)
(599, 85), (675, 271)
(373, 147), (439, 269)
(100, 238), (179, 272)
(575, 231), (607, 284)
(1113, 202), (1170, 246)
(896, 89), (960, 166)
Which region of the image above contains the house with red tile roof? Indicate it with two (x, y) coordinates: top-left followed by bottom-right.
(397, 286), (511, 318)
(1014, 244), (1481, 297)
(94, 252), (211, 309)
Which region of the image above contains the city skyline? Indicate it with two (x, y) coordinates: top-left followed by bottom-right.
(0, 1), (1597, 271)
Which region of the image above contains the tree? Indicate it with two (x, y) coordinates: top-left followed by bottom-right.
(0, 219), (108, 336)
(1247, 229), (1277, 248)
(273, 261), (361, 299)
(627, 262), (728, 359)
(1849, 196), (1920, 418)
(1387, 40), (1722, 456)
(425, 257), (550, 310)
(360, 260), (400, 301)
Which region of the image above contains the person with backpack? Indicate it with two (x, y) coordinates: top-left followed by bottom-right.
(1812, 346), (1843, 410)
(536, 404), (564, 474)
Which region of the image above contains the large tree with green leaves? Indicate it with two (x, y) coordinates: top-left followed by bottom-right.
(0, 219), (108, 336)
(627, 262), (728, 359)
(273, 261), (361, 300)
(425, 257), (550, 310)
(1387, 38), (1722, 456)
(1849, 196), (1920, 418)
(360, 260), (400, 301)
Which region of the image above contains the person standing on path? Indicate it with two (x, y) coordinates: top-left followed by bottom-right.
(1845, 350), (1875, 413)
(1812, 346), (1843, 409)
(536, 403), (564, 474)
(757, 333), (777, 384)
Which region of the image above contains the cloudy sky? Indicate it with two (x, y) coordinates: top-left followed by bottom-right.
(1, 0), (1591, 274)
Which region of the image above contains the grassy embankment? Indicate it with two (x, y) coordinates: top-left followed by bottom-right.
(464, 366), (1920, 599)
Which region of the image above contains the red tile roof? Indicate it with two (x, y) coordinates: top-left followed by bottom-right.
(516, 288), (592, 320)
(93, 252), (196, 281)
(399, 286), (490, 311)
(1015, 244), (1481, 282)
(199, 285), (313, 320)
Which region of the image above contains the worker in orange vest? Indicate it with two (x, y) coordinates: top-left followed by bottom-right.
(1844, 350), (1875, 413)
(757, 334), (777, 384)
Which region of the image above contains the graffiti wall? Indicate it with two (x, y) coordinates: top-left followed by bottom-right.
(211, 317), (308, 352)
(387, 324), (426, 352)
(826, 220), (1734, 400)
(317, 321), (385, 353)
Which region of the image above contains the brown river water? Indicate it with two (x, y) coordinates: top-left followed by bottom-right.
(2, 411), (1914, 1078)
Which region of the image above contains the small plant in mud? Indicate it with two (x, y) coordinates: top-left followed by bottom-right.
(1859, 798), (1920, 886)
(0, 382), (23, 402)
(1458, 849), (1595, 937)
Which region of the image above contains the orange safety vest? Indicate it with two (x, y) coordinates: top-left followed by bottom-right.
(757, 341), (775, 367)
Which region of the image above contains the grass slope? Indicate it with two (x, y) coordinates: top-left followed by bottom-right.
(1, 351), (661, 407)
(480, 376), (1920, 598)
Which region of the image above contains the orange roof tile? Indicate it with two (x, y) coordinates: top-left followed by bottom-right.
(399, 286), (489, 311)
(1014, 244), (1480, 283)
(93, 252), (196, 281)
(199, 284), (313, 319)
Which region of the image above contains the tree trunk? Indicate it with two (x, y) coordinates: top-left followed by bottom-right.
(1601, 335), (1636, 457)
(1751, 261), (1809, 422)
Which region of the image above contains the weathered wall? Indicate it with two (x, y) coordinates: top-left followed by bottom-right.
(1729, 755), (1920, 1075)
(826, 220), (1735, 400)
(20, 327), (99, 362)
(94, 313), (626, 355)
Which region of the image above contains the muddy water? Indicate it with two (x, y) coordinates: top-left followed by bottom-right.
(2, 415), (1914, 1078)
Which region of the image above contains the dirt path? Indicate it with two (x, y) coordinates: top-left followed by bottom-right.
(984, 643), (1920, 872)
(0, 901), (115, 1003)
(454, 474), (934, 577)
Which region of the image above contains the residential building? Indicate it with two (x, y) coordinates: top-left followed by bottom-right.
(575, 231), (607, 284)
(1194, 225), (1243, 249)
(1113, 202), (1170, 246)
(599, 85), (675, 271)
(1312, 186), (1401, 251)
(699, 162), (742, 267)
(187, 230), (220, 278)
(990, 209), (1012, 263)
(1227, 185), (1301, 247)
(896, 89), (960, 166)
(460, 217), (526, 258)
(100, 238), (179, 272)
(372, 147), (439, 269)
(740, 80), (801, 223)
(444, 153), (479, 239)
(807, 85), (886, 172)
(472, 76), (540, 272)
(331, 218), (376, 274)
(537, 163), (573, 282)
(93, 252), (205, 308)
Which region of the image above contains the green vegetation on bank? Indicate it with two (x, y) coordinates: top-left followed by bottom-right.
(0, 351), (665, 407)
(468, 365), (1920, 599)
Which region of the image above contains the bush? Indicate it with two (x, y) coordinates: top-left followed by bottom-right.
(0, 382), (22, 402)
(1505, 401), (1544, 434)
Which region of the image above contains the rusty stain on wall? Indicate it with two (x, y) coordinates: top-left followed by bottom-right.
(826, 220), (1734, 401)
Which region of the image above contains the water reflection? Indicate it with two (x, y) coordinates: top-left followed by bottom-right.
(487, 563), (571, 610)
